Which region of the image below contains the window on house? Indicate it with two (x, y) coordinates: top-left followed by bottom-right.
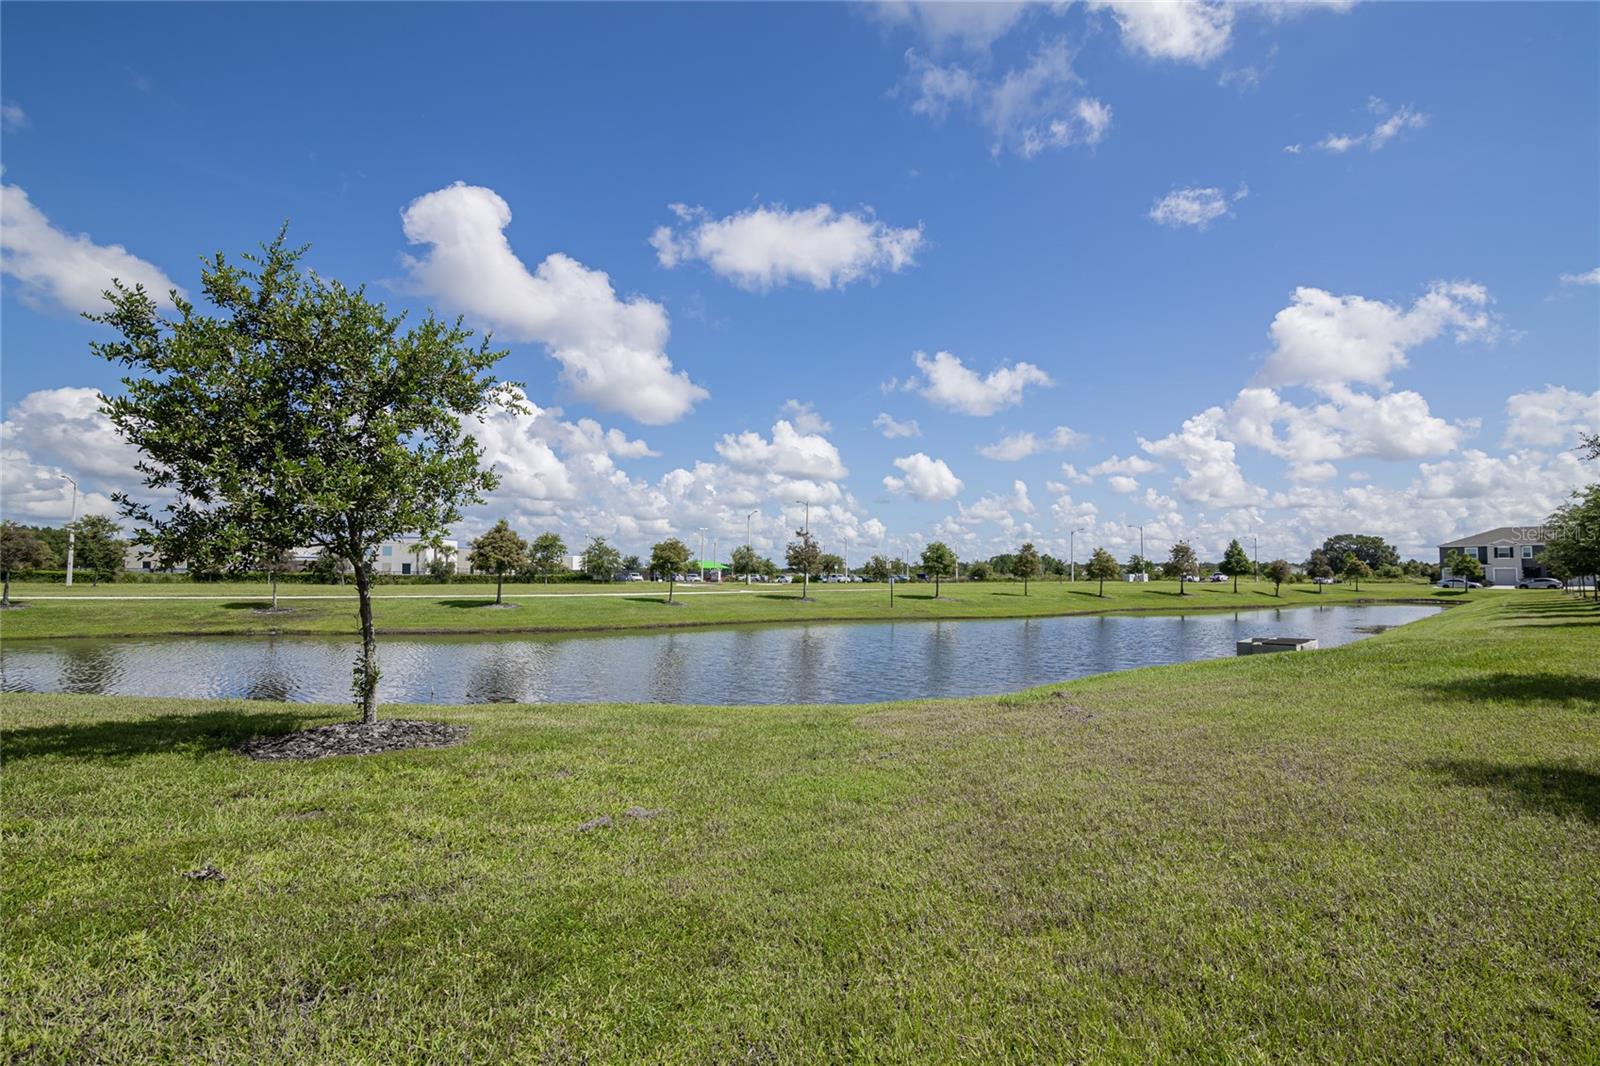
(1493, 546), (1513, 558)
(382, 545), (393, 557)
(1522, 546), (1533, 558)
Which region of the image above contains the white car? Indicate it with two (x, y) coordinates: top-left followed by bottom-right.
(1516, 577), (1562, 589)
(1436, 577), (1482, 589)
(774, 574), (793, 584)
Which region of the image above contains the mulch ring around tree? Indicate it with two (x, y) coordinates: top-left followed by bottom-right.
(238, 719), (468, 761)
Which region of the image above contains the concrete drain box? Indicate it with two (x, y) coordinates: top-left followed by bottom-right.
(1236, 636), (1319, 656)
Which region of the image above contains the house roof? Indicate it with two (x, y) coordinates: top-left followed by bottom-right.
(1437, 525), (1546, 548)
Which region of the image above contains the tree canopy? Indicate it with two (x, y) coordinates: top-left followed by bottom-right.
(1318, 534), (1399, 574)
(580, 537), (622, 582)
(1014, 542), (1041, 595)
(1543, 484), (1600, 597)
(650, 538), (692, 601)
(920, 541), (957, 597)
(1165, 541), (1198, 594)
(469, 520), (528, 604)
(1219, 538), (1252, 592)
(1265, 558), (1293, 596)
(0, 522), (53, 607)
(528, 532), (568, 584)
(786, 529), (822, 598)
(1085, 546), (1121, 596)
(91, 230), (515, 721)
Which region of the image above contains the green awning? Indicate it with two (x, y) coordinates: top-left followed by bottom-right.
(693, 560), (727, 570)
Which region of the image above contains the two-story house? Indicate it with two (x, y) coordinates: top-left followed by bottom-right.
(1436, 525), (1551, 586)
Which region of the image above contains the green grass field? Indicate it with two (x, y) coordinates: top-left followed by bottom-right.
(5, 594), (1596, 1062)
(0, 576), (1457, 640)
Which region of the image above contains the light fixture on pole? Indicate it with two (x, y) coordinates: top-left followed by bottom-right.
(746, 509), (758, 585)
(1069, 527), (1084, 582)
(60, 474), (79, 588)
(1251, 534), (1259, 582)
(697, 527), (707, 581)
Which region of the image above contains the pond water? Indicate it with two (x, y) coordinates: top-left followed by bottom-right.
(1, 603), (1441, 706)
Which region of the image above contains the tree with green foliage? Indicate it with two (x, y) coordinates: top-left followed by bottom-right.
(1543, 484), (1600, 599)
(650, 538), (692, 603)
(1342, 554), (1372, 591)
(529, 532), (568, 585)
(69, 514), (125, 585)
(920, 541), (958, 598)
(967, 561), (994, 581)
(1085, 546), (1121, 597)
(819, 552), (845, 577)
(1444, 550), (1482, 591)
(92, 230), (515, 723)
(1219, 538), (1252, 593)
(469, 520), (528, 605)
(729, 544), (759, 582)
(0, 521), (52, 608)
(1165, 541), (1198, 595)
(1265, 559), (1293, 597)
(1318, 533), (1399, 574)
(785, 529), (822, 599)
(426, 552), (456, 582)
(1125, 553), (1154, 578)
(621, 554), (642, 574)
(1014, 542), (1041, 596)
(1307, 551), (1335, 592)
(580, 536), (622, 583)
(862, 554), (893, 583)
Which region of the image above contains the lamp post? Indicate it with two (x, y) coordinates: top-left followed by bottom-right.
(697, 527), (707, 582)
(1251, 534), (1259, 583)
(746, 509), (758, 585)
(60, 474), (79, 587)
(1069, 527), (1083, 582)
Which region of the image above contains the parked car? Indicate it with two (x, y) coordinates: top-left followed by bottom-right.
(1181, 574), (1204, 582)
(1516, 577), (1562, 589)
(774, 574), (793, 584)
(622, 571), (645, 582)
(1208, 573), (1229, 582)
(1436, 577), (1483, 589)
(1313, 576), (1339, 585)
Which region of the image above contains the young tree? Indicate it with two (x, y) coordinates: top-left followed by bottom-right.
(469, 520), (529, 605)
(967, 561), (994, 581)
(426, 552), (456, 582)
(1219, 537), (1252, 593)
(1085, 546), (1121, 597)
(1545, 484), (1600, 599)
(785, 528), (822, 599)
(921, 541), (958, 598)
(729, 544), (759, 582)
(1342, 553), (1373, 592)
(1265, 558), (1293, 597)
(1125, 553), (1153, 578)
(71, 514), (126, 586)
(1165, 540), (1198, 595)
(1443, 550), (1482, 591)
(529, 532), (568, 584)
(862, 554), (893, 583)
(1307, 551), (1335, 592)
(93, 231), (515, 723)
(650, 537), (692, 603)
(580, 536), (622, 583)
(1014, 541), (1041, 596)
(259, 547), (298, 609)
(0, 522), (53, 608)
(819, 552), (845, 577)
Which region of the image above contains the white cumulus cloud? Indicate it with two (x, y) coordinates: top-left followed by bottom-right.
(1148, 186), (1237, 229)
(1502, 385), (1600, 448)
(1258, 281), (1499, 391)
(400, 182), (707, 425)
(883, 452), (964, 502)
(715, 419), (848, 482)
(1, 182), (182, 314)
(872, 412), (923, 439)
(977, 426), (1086, 460)
(651, 203), (924, 291)
(1089, 1), (1234, 65)
(903, 350), (1053, 415)
(1559, 267), (1600, 286)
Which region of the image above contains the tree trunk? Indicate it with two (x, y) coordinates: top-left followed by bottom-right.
(496, 572), (504, 605)
(935, 575), (941, 598)
(1233, 575), (1238, 593)
(2, 571), (9, 607)
(1023, 578), (1028, 596)
(668, 578), (674, 604)
(802, 573), (809, 599)
(353, 561), (379, 724)
(271, 570), (279, 610)
(1099, 578), (1105, 597)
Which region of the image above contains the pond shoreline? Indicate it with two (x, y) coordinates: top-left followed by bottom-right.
(0, 594), (1459, 643)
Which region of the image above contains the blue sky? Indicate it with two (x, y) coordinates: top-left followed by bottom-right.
(3, 1), (1597, 565)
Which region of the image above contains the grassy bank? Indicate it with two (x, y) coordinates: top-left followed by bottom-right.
(5, 595), (1597, 1062)
(0, 576), (1458, 640)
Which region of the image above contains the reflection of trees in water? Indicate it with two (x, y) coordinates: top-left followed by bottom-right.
(919, 622), (960, 695)
(646, 632), (690, 703)
(240, 640), (296, 702)
(464, 645), (536, 703)
(58, 642), (122, 695)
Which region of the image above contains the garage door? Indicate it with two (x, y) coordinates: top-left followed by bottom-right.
(1492, 567), (1517, 585)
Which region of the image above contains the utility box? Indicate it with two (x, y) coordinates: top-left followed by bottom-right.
(1236, 636), (1319, 656)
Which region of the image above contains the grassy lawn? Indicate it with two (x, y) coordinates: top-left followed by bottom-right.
(0, 576), (1457, 640)
(4, 594), (1596, 1062)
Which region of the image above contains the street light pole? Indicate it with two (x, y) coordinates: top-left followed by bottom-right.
(1070, 527), (1083, 582)
(746, 509), (757, 585)
(60, 474), (79, 587)
(1135, 524), (1145, 583)
(1252, 534), (1259, 583)
(697, 527), (707, 583)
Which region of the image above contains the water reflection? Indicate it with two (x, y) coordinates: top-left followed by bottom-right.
(2, 604), (1442, 707)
